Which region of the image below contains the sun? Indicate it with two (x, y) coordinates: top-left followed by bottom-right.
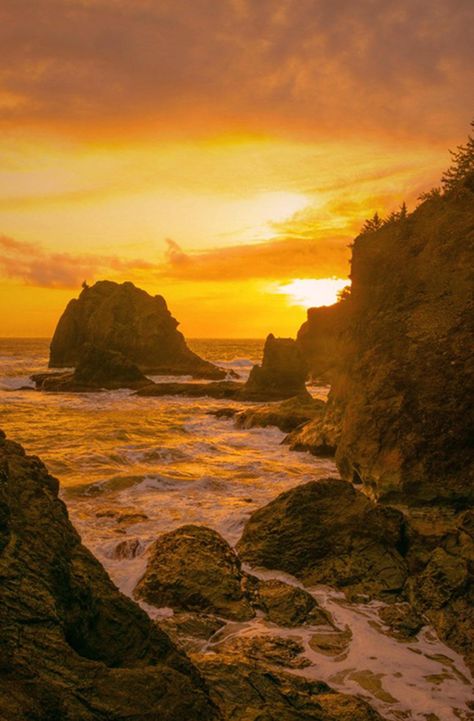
(275, 277), (350, 308)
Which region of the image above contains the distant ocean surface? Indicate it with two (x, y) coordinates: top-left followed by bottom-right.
(0, 338), (472, 721)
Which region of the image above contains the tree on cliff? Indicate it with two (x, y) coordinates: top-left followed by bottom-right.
(442, 120), (474, 193)
(361, 211), (383, 234)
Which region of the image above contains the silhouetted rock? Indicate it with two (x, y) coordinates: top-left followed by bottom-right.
(296, 301), (349, 383)
(0, 432), (218, 721)
(49, 280), (226, 379)
(237, 479), (407, 599)
(241, 334), (309, 401)
(33, 345), (151, 391)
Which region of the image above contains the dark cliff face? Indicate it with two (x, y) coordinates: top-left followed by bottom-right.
(49, 280), (225, 379)
(0, 430), (218, 721)
(296, 185), (474, 506)
(296, 302), (349, 383)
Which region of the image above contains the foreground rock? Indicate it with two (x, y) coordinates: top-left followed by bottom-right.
(0, 431), (218, 721)
(194, 651), (384, 721)
(135, 525), (255, 621)
(237, 479), (407, 598)
(33, 345), (151, 391)
(49, 280), (226, 379)
(241, 334), (310, 401)
(135, 525), (327, 627)
(236, 396), (325, 433)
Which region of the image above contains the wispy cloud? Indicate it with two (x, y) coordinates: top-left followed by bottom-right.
(0, 235), (154, 288)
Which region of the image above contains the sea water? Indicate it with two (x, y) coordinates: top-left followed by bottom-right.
(0, 338), (472, 721)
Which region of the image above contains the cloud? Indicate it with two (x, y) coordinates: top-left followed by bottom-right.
(0, 235), (154, 288)
(159, 234), (350, 282)
(0, 0), (472, 142)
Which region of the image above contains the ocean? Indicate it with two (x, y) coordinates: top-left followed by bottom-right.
(0, 338), (472, 721)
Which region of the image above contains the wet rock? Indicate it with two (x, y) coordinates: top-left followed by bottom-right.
(309, 628), (352, 656)
(193, 652), (384, 721)
(158, 612), (226, 653)
(49, 279), (225, 379)
(241, 334), (310, 401)
(33, 345), (151, 391)
(212, 634), (311, 669)
(0, 432), (218, 721)
(257, 579), (330, 627)
(116, 510), (149, 525)
(134, 525), (255, 621)
(378, 603), (424, 639)
(237, 478), (407, 598)
(136, 380), (243, 399)
(284, 405), (342, 456)
(111, 538), (144, 559)
(236, 396), (325, 433)
(208, 407), (238, 419)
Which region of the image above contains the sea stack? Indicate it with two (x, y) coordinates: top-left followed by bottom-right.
(242, 334), (309, 401)
(49, 280), (226, 379)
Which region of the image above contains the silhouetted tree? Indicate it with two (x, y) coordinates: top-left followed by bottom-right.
(441, 120), (474, 193)
(361, 211), (383, 234)
(82, 280), (89, 290)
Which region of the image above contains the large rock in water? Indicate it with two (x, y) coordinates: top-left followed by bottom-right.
(296, 301), (349, 383)
(49, 280), (225, 379)
(237, 479), (407, 598)
(242, 334), (309, 401)
(299, 185), (474, 506)
(0, 430), (218, 721)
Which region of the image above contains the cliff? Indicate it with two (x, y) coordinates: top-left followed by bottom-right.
(49, 280), (225, 379)
(296, 301), (349, 383)
(0, 430), (218, 721)
(296, 180), (474, 506)
(242, 334), (309, 400)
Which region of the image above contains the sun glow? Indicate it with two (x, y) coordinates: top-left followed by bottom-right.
(275, 277), (350, 308)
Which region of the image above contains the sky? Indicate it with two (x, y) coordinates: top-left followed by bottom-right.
(0, 0), (473, 337)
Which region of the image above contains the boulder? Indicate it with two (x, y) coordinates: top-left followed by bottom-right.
(236, 396), (325, 433)
(33, 345), (151, 391)
(134, 525), (256, 621)
(241, 334), (309, 401)
(237, 479), (407, 598)
(257, 579), (330, 627)
(49, 280), (226, 379)
(0, 431), (218, 721)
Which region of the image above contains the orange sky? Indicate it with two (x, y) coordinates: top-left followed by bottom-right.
(1, 0), (473, 337)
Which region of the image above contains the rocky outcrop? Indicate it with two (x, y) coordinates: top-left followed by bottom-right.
(33, 345), (151, 391)
(49, 280), (226, 379)
(303, 188), (474, 506)
(237, 479), (407, 599)
(235, 396), (325, 433)
(242, 334), (309, 401)
(0, 430), (218, 721)
(193, 651), (384, 721)
(136, 380), (243, 399)
(284, 403), (342, 456)
(296, 301), (349, 383)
